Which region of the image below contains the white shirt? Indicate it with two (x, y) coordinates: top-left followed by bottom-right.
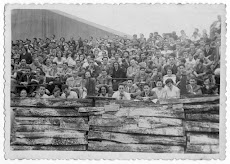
(112, 91), (131, 100)
(61, 91), (78, 99)
(164, 85), (180, 99)
(66, 57), (76, 67)
(152, 88), (166, 99)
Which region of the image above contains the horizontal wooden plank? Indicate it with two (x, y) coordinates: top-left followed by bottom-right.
(11, 145), (87, 151)
(13, 108), (86, 117)
(15, 117), (88, 125)
(186, 144), (219, 154)
(88, 131), (186, 145)
(89, 116), (183, 128)
(184, 104), (219, 113)
(187, 133), (219, 145)
(114, 107), (184, 119)
(88, 141), (184, 153)
(159, 96), (219, 105)
(186, 113), (219, 122)
(11, 98), (92, 107)
(15, 131), (85, 139)
(185, 121), (219, 133)
(14, 124), (89, 132)
(11, 138), (87, 145)
(91, 125), (184, 136)
(78, 107), (105, 113)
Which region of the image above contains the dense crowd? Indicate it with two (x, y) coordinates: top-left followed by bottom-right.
(11, 18), (221, 100)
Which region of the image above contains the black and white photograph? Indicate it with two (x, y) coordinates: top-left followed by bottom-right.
(4, 3), (226, 160)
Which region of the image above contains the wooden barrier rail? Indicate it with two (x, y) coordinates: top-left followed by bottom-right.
(10, 96), (219, 153)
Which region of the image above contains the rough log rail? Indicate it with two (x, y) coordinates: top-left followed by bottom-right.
(11, 96), (219, 153)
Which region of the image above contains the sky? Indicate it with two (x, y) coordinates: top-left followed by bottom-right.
(29, 4), (226, 37)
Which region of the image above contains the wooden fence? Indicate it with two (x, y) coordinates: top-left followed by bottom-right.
(10, 96), (219, 153)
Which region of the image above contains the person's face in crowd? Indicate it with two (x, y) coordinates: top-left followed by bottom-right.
(94, 50), (99, 56)
(63, 63), (68, 69)
(24, 69), (31, 75)
(199, 51), (205, 59)
(53, 89), (61, 98)
(179, 65), (185, 73)
(141, 53), (146, 59)
(111, 49), (116, 54)
(189, 79), (196, 86)
(114, 62), (119, 69)
(46, 59), (51, 66)
(36, 68), (41, 75)
(101, 70), (107, 77)
(140, 68), (145, 75)
(89, 60), (94, 67)
(127, 80), (133, 87)
(136, 55), (140, 60)
(182, 51), (188, 58)
(163, 45), (168, 51)
(18, 49), (22, 55)
(75, 60), (81, 67)
(118, 85), (124, 93)
(115, 54), (120, 60)
(57, 51), (62, 58)
(176, 44), (181, 50)
(20, 90), (27, 98)
(123, 52), (129, 58)
(79, 54), (84, 61)
(167, 69), (173, 76)
(188, 53), (193, 60)
(40, 86), (46, 95)
(34, 58), (39, 65)
(205, 44), (210, 50)
(155, 50), (161, 57)
(199, 40), (205, 46)
(169, 57), (175, 65)
(102, 57), (108, 64)
(130, 59), (135, 66)
(204, 78), (211, 85)
(143, 85), (150, 94)
(110, 57), (115, 64)
(86, 56), (91, 62)
(21, 59), (26, 66)
(52, 63), (57, 69)
(152, 67), (158, 74)
(11, 59), (14, 65)
(85, 71), (91, 78)
(190, 43), (195, 49)
(166, 81), (173, 88)
(50, 55), (55, 61)
(156, 81), (163, 88)
(22, 48), (26, 54)
(102, 51), (107, 57)
(101, 86), (107, 94)
(64, 87), (70, 95)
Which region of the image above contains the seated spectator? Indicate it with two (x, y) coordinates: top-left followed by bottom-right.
(112, 83), (131, 100)
(85, 59), (101, 78)
(134, 67), (150, 86)
(98, 85), (110, 97)
(49, 87), (61, 98)
(124, 78), (141, 98)
(82, 71), (96, 96)
(66, 70), (85, 98)
(136, 83), (157, 101)
(164, 78), (180, 99)
(61, 84), (78, 99)
(163, 67), (177, 84)
(53, 51), (66, 66)
(186, 77), (202, 96)
(111, 62), (126, 91)
(126, 59), (139, 78)
(150, 66), (163, 88)
(163, 55), (178, 75)
(96, 69), (113, 94)
(20, 89), (28, 98)
(201, 77), (217, 95)
(193, 58), (206, 85)
(152, 80), (166, 99)
(35, 85), (50, 98)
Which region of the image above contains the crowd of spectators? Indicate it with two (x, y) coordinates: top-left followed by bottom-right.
(11, 18), (221, 101)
